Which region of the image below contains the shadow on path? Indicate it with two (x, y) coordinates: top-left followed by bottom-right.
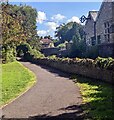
(14, 58), (114, 120)
(28, 105), (85, 120)
(2, 58), (86, 120)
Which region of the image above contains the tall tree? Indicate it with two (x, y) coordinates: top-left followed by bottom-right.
(55, 22), (86, 57)
(55, 22), (84, 43)
(1, 3), (39, 62)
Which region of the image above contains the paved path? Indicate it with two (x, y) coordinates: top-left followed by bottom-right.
(2, 61), (84, 119)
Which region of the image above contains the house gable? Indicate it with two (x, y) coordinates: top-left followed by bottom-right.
(84, 11), (98, 46)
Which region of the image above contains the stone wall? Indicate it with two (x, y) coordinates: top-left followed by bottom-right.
(98, 43), (114, 57)
(28, 57), (114, 84)
(41, 48), (59, 56)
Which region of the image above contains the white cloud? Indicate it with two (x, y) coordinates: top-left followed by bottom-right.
(37, 30), (47, 36)
(37, 22), (58, 37)
(37, 14), (65, 37)
(67, 16), (80, 23)
(51, 14), (66, 22)
(37, 11), (47, 24)
(46, 22), (58, 31)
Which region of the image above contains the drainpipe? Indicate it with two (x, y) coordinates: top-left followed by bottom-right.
(94, 21), (97, 45)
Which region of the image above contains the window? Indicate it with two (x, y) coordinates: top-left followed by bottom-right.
(104, 21), (110, 42)
(104, 35), (107, 41)
(110, 24), (114, 33)
(104, 23), (107, 28)
(107, 22), (110, 27)
(91, 36), (96, 46)
(108, 28), (110, 33)
(108, 34), (110, 42)
(97, 35), (101, 44)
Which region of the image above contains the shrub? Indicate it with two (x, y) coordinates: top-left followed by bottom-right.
(2, 45), (16, 63)
(57, 43), (66, 49)
(40, 56), (114, 71)
(29, 48), (45, 59)
(48, 55), (57, 60)
(17, 43), (45, 60)
(94, 57), (114, 70)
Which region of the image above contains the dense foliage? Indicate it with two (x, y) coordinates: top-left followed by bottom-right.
(16, 42), (44, 60)
(55, 22), (86, 58)
(55, 22), (84, 43)
(47, 56), (114, 70)
(2, 3), (40, 63)
(27, 51), (114, 71)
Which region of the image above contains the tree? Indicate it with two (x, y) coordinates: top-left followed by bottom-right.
(55, 22), (86, 58)
(55, 22), (84, 43)
(2, 3), (39, 63)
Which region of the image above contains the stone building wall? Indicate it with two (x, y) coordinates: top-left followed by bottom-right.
(96, 1), (113, 44)
(85, 1), (114, 57)
(96, 1), (114, 57)
(111, 2), (114, 41)
(84, 13), (95, 46)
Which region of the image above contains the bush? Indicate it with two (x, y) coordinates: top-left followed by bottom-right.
(36, 56), (114, 71)
(94, 57), (114, 70)
(29, 48), (45, 59)
(17, 43), (45, 60)
(2, 45), (16, 63)
(48, 55), (57, 60)
(57, 43), (66, 49)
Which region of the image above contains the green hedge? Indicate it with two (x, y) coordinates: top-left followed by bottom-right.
(94, 57), (114, 70)
(25, 48), (114, 71)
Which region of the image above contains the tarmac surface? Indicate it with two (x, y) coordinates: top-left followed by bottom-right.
(2, 61), (84, 119)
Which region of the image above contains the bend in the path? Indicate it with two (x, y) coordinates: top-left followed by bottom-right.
(2, 61), (85, 119)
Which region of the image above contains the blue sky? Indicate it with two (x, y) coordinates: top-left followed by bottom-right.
(10, 2), (102, 37)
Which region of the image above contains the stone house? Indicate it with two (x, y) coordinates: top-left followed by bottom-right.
(84, 0), (114, 57)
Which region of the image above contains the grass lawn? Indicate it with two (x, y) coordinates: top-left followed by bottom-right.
(1, 61), (36, 107)
(72, 75), (114, 120)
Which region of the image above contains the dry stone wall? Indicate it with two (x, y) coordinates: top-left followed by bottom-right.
(29, 57), (114, 84)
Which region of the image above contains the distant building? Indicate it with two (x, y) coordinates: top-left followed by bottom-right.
(84, 0), (114, 57)
(40, 38), (54, 49)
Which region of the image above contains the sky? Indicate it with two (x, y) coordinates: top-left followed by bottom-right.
(10, 2), (102, 37)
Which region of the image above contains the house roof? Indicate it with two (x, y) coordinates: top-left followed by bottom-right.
(85, 11), (98, 25)
(89, 11), (99, 21)
(40, 38), (52, 44)
(96, 0), (114, 22)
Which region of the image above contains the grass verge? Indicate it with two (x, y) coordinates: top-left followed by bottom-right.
(72, 75), (114, 120)
(1, 61), (36, 107)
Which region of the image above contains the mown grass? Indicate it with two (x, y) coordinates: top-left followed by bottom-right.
(1, 61), (36, 107)
(72, 75), (114, 120)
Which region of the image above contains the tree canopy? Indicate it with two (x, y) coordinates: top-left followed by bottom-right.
(1, 3), (40, 63)
(55, 22), (86, 57)
(55, 22), (85, 43)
